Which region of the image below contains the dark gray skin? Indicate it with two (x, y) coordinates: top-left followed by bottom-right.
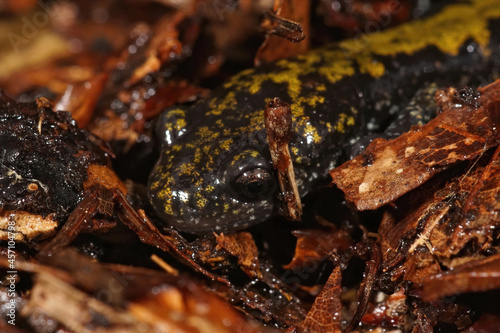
(148, 3), (500, 233)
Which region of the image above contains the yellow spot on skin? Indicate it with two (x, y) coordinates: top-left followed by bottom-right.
(317, 54), (355, 83)
(335, 114), (351, 134)
(291, 145), (302, 163)
(298, 94), (325, 107)
(230, 149), (261, 167)
(196, 126), (219, 141)
(316, 84), (326, 92)
(197, 197), (208, 209)
(165, 108), (186, 117)
(220, 138), (233, 151)
(179, 162), (195, 176)
(162, 108), (187, 138)
(208, 91), (237, 116)
(248, 110), (265, 128)
(303, 123), (322, 144)
(158, 189), (174, 215)
(357, 57), (386, 78)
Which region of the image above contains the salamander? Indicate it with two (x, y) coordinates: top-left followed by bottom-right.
(148, 0), (500, 233)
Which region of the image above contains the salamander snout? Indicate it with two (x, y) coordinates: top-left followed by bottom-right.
(148, 145), (278, 234)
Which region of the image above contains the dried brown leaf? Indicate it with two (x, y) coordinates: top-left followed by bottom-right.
(433, 145), (500, 256)
(215, 232), (262, 279)
(54, 72), (108, 127)
(300, 266), (342, 333)
(379, 160), (486, 279)
(284, 227), (353, 270)
(330, 81), (500, 211)
(127, 11), (187, 85)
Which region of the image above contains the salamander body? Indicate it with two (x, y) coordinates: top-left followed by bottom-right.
(148, 0), (500, 233)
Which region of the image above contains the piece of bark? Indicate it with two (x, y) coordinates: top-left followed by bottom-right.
(420, 252), (500, 301)
(331, 81), (500, 211)
(265, 97), (302, 220)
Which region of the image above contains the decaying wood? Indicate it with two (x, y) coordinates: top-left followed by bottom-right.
(12, 249), (267, 333)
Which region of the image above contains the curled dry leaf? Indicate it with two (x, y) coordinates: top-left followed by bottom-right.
(284, 227), (354, 270)
(378, 159), (482, 283)
(434, 144), (500, 256)
(54, 72), (109, 127)
(344, 240), (381, 332)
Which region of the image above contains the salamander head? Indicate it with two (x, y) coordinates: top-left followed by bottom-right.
(147, 57), (337, 233)
(148, 104), (278, 233)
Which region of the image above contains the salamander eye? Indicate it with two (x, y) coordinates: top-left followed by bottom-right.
(230, 168), (275, 200)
